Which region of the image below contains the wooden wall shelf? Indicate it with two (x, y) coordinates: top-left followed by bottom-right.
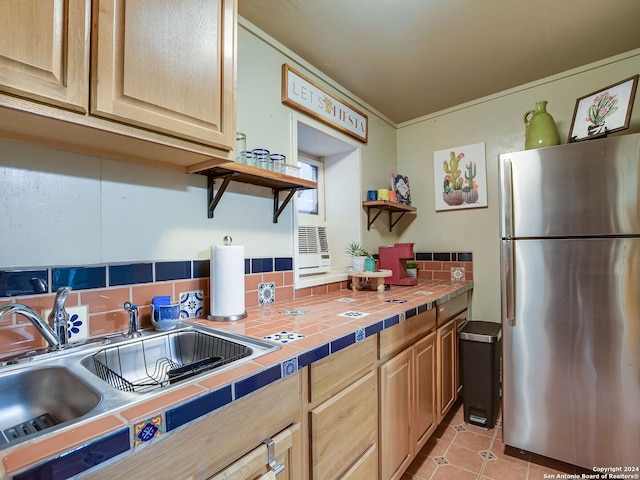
(199, 162), (317, 222)
(362, 201), (417, 232)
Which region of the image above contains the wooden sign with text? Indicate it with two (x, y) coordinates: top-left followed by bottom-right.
(281, 64), (368, 143)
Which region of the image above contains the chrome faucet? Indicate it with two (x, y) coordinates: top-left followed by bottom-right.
(123, 302), (142, 338)
(0, 286), (72, 350)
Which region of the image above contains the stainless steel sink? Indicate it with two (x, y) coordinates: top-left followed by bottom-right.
(80, 327), (280, 393)
(0, 323), (280, 449)
(0, 366), (101, 447)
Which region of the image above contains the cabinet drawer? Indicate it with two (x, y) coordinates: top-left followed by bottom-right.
(310, 370), (377, 480)
(339, 444), (377, 479)
(309, 335), (376, 404)
(436, 293), (468, 325)
(379, 309), (436, 360)
(209, 424), (298, 480)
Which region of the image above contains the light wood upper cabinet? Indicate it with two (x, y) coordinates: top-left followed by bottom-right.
(92, 0), (236, 149)
(0, 0), (90, 112)
(0, 0), (236, 171)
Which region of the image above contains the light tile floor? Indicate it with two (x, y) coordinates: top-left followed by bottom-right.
(403, 400), (591, 480)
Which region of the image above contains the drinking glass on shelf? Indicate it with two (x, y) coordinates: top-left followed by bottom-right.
(235, 132), (246, 162)
(270, 154), (286, 173)
(241, 151), (255, 166)
(252, 148), (270, 170)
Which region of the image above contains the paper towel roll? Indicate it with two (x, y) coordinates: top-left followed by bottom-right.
(208, 244), (247, 321)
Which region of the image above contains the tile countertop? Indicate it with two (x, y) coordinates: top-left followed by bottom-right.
(1, 279), (472, 479)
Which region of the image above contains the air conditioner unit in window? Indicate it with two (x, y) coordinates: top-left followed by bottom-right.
(297, 225), (331, 274)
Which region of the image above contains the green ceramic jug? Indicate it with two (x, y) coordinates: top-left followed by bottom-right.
(523, 101), (561, 150)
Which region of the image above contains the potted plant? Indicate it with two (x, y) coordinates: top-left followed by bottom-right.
(406, 261), (419, 278)
(345, 241), (368, 272)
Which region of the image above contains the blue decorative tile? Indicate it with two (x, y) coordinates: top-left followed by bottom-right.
(258, 282), (275, 305)
(52, 266), (106, 291)
(251, 258), (274, 274)
(331, 333), (355, 353)
(109, 263), (153, 286)
(355, 328), (365, 342)
(132, 414), (163, 447)
(415, 252), (433, 261)
(365, 321), (384, 337)
(234, 365), (281, 399)
(451, 267), (466, 282)
(417, 303), (429, 314)
(244, 258), (251, 274)
(282, 358), (298, 376)
(433, 252), (452, 261)
(14, 428), (129, 480)
(156, 261), (191, 281)
(405, 307), (417, 319)
(298, 344), (330, 368)
(179, 290), (204, 318)
(384, 314), (400, 329)
(193, 260), (210, 278)
(264, 331), (305, 343)
(337, 311), (370, 318)
(278, 309), (309, 316)
(274, 257), (293, 271)
(457, 252), (473, 262)
(0, 269), (48, 297)
(166, 386), (232, 431)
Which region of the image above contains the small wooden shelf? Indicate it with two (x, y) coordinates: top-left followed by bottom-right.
(362, 201), (417, 232)
(198, 162), (317, 222)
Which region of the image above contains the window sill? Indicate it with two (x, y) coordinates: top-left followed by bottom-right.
(296, 270), (349, 289)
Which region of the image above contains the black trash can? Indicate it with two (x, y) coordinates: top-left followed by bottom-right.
(460, 321), (501, 429)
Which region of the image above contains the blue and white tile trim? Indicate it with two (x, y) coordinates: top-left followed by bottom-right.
(0, 256), (295, 297)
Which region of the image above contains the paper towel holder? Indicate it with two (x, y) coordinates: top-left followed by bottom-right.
(208, 236), (248, 322)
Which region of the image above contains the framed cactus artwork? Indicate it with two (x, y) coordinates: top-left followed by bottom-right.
(568, 75), (638, 143)
(433, 142), (487, 211)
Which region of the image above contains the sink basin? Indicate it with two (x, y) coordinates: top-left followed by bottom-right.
(0, 323), (279, 449)
(0, 366), (101, 447)
(81, 327), (280, 393)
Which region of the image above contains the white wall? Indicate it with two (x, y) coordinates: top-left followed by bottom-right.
(397, 49), (640, 321)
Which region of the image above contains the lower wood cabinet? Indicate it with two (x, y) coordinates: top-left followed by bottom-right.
(309, 370), (377, 480)
(82, 373), (302, 479)
(437, 317), (458, 421)
(306, 336), (378, 480)
(379, 330), (437, 480)
(208, 424), (299, 480)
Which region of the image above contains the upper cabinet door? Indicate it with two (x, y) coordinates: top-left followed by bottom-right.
(0, 0), (90, 112)
(91, 0), (236, 150)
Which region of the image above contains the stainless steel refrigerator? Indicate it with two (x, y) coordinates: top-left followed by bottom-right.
(498, 133), (640, 469)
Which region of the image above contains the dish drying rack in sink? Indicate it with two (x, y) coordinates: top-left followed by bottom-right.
(91, 331), (252, 393)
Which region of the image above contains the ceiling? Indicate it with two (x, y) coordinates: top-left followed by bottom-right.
(238, 0), (640, 124)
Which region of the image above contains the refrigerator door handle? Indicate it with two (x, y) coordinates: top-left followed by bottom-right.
(499, 158), (513, 239)
(501, 239), (516, 326)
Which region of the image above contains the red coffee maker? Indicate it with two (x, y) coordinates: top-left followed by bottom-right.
(378, 243), (417, 286)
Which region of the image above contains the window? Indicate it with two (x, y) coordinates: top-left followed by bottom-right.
(293, 117), (361, 288)
(297, 153), (324, 222)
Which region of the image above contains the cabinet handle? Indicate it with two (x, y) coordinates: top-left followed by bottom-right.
(263, 438), (285, 475)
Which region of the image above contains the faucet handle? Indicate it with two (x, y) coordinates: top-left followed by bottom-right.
(48, 286), (72, 349)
